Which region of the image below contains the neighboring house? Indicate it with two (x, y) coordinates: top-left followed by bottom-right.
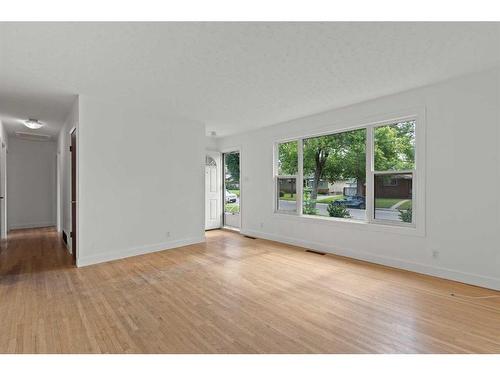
(374, 174), (412, 199)
(305, 178), (358, 195)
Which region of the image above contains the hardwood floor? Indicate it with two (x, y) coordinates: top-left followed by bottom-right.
(0, 227), (499, 353)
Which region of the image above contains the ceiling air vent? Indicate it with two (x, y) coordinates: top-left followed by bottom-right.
(15, 132), (52, 142)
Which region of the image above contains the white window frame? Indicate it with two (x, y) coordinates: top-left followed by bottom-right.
(273, 109), (425, 236)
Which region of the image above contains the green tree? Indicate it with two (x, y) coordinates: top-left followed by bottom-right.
(225, 152), (240, 184)
(278, 141), (298, 175)
(303, 129), (366, 206)
(374, 121), (415, 171)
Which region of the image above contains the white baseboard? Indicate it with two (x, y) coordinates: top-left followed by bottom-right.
(241, 229), (500, 291)
(9, 221), (56, 230)
(77, 236), (206, 267)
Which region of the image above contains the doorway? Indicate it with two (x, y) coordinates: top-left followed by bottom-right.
(70, 129), (77, 265)
(205, 152), (222, 230)
(223, 150), (240, 230)
(0, 141), (6, 240)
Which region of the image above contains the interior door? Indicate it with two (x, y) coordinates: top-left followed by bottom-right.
(71, 129), (77, 264)
(205, 152), (221, 230)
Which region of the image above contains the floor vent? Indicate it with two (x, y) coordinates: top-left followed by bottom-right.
(306, 249), (326, 255)
(244, 235), (257, 239)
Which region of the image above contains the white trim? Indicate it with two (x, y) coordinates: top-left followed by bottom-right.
(273, 210), (423, 237)
(77, 236), (205, 267)
(9, 221), (56, 230)
(241, 228), (500, 291)
(373, 169), (414, 175)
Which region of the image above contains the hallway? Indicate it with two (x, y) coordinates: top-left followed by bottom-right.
(1, 228), (500, 353)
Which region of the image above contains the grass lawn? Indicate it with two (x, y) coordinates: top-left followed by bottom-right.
(279, 193), (297, 201)
(397, 200), (412, 210)
(316, 195), (344, 204)
(228, 189), (240, 197)
(224, 203), (240, 214)
(375, 198), (412, 210)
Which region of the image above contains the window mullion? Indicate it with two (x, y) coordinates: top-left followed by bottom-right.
(297, 139), (304, 215)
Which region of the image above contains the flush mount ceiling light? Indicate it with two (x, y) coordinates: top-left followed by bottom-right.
(24, 119), (44, 129)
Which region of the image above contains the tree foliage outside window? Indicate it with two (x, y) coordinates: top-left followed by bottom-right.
(302, 128), (366, 210)
(374, 121), (415, 171)
(278, 141), (298, 175)
(225, 152), (240, 182)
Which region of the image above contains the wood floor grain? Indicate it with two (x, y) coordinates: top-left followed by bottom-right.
(0, 227), (499, 353)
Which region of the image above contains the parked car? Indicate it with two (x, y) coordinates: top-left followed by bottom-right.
(225, 190), (237, 203)
(333, 195), (365, 209)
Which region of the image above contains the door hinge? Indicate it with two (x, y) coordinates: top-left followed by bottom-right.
(70, 146), (73, 152)
(70, 231), (73, 238)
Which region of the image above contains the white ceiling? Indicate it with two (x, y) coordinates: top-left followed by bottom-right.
(1, 22), (499, 137)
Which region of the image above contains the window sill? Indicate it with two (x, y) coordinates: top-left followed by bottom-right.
(273, 211), (424, 237)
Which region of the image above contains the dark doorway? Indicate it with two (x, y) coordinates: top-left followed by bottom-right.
(71, 129), (77, 265)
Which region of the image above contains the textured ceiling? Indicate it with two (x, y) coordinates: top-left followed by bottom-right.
(0, 22), (499, 137)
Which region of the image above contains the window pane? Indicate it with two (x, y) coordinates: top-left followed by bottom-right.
(374, 121), (415, 171)
(224, 152), (240, 215)
(278, 141), (298, 175)
(374, 173), (413, 223)
(302, 128), (366, 220)
(277, 178), (297, 212)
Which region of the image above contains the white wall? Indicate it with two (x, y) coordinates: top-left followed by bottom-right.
(206, 135), (217, 151)
(0, 120), (8, 238)
(76, 95), (206, 266)
(7, 137), (57, 230)
(216, 67), (500, 290)
(57, 97), (79, 250)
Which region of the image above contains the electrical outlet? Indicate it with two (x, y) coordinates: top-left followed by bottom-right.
(432, 250), (440, 259)
(166, 231), (171, 238)
(260, 222), (264, 229)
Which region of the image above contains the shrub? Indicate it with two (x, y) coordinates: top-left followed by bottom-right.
(398, 208), (412, 223)
(302, 191), (318, 215)
(303, 199), (318, 215)
(327, 202), (351, 218)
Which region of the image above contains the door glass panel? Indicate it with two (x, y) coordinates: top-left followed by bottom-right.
(224, 152), (240, 228)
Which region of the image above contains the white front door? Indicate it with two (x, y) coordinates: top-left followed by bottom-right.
(205, 152), (221, 230)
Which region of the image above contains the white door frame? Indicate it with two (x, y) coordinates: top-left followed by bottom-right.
(205, 151), (222, 230)
(0, 140), (6, 239)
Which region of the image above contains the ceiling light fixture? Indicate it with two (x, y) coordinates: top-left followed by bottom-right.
(24, 119), (44, 130)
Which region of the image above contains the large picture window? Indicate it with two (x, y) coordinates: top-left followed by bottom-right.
(274, 118), (419, 228)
